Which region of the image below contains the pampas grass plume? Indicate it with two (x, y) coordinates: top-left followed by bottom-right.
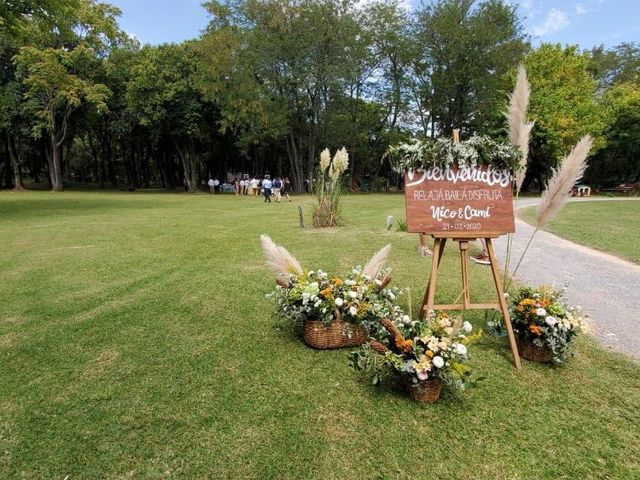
(363, 244), (391, 279)
(507, 65), (535, 193)
(537, 135), (593, 228)
(260, 234), (303, 279)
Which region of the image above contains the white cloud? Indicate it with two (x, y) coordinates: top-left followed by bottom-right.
(575, 3), (588, 15)
(531, 8), (570, 36)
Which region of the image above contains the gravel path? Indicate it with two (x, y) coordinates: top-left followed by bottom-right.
(491, 197), (640, 361)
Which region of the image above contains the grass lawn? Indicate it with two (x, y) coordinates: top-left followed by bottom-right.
(1, 191), (639, 479)
(521, 200), (640, 263)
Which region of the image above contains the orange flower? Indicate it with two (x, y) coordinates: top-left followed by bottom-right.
(331, 278), (343, 287)
(319, 288), (332, 298)
(425, 350), (434, 359)
(529, 325), (543, 335)
(395, 338), (413, 353)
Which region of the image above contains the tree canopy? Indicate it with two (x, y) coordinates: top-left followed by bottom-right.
(1, 0), (638, 191)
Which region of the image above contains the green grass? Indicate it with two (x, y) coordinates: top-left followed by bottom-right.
(521, 200), (640, 263)
(1, 191), (639, 479)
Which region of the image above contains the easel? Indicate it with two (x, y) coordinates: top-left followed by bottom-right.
(420, 236), (521, 370)
(417, 129), (521, 369)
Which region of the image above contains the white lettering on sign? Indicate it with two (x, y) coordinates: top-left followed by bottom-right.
(430, 205), (494, 222)
(412, 188), (504, 201)
(406, 166), (511, 188)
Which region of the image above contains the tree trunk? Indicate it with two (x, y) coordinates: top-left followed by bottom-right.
(49, 130), (63, 191)
(174, 139), (199, 193)
(286, 133), (304, 193)
(6, 131), (25, 190)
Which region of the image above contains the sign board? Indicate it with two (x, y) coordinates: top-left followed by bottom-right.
(404, 165), (515, 237)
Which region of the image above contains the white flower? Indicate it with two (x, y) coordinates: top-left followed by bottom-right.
(402, 315), (410, 324)
(345, 279), (356, 286)
(335, 298), (344, 307)
(432, 356), (445, 368)
(348, 291), (358, 299)
(349, 306), (358, 316)
(462, 321), (473, 333)
(388, 292), (396, 300)
(439, 317), (451, 328)
(453, 343), (467, 355)
(545, 316), (557, 326)
(536, 308), (547, 317)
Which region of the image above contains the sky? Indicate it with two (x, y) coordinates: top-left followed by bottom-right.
(107, 0), (639, 50)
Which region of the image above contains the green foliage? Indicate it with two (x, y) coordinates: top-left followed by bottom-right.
(522, 44), (607, 189)
(589, 81), (640, 183)
(412, 0), (528, 136)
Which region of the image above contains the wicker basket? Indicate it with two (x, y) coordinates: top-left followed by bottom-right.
(516, 336), (553, 363)
(303, 317), (367, 349)
(403, 377), (443, 403)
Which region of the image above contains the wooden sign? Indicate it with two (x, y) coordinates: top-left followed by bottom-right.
(404, 164), (515, 238)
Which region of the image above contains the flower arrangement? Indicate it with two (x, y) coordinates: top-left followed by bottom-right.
(270, 266), (403, 332)
(509, 285), (586, 363)
(386, 134), (522, 173)
(351, 311), (480, 402)
(261, 235), (403, 348)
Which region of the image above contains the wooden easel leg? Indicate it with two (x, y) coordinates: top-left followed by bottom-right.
(486, 238), (521, 370)
(459, 240), (470, 309)
(421, 238), (445, 318)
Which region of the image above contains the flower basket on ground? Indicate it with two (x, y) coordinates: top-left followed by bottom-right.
(270, 266), (402, 349)
(261, 235), (403, 349)
(351, 311), (479, 403)
(510, 285), (586, 364)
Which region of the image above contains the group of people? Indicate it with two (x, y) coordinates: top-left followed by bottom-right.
(207, 175), (291, 203)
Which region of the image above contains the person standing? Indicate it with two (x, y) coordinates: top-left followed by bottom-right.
(213, 177), (220, 193)
(262, 175), (273, 203)
(272, 177), (282, 202)
(207, 177), (215, 193)
(282, 177), (291, 202)
(250, 176), (260, 197)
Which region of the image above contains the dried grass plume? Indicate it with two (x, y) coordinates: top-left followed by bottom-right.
(507, 65), (535, 193)
(363, 244), (391, 279)
(537, 135), (593, 228)
(260, 234), (303, 279)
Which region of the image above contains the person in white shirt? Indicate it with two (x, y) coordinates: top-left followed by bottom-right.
(207, 178), (215, 193)
(250, 177), (260, 196)
(262, 175), (273, 203)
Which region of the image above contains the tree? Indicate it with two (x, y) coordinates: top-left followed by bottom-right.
(412, 0), (528, 137)
(588, 81), (640, 183)
(15, 45), (111, 190)
(521, 44), (606, 190)
(589, 42), (640, 90)
(126, 43), (211, 192)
